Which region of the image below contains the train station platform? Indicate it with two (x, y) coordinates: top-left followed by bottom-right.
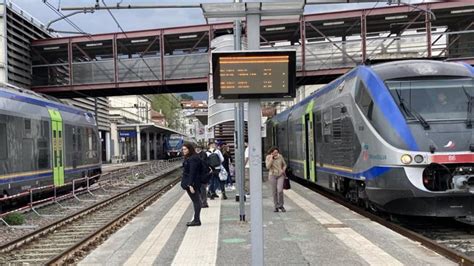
(79, 178), (454, 265)
(101, 161), (149, 174)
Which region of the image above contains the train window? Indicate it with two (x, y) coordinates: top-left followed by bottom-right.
(355, 80), (374, 120)
(323, 109), (332, 143)
(315, 111), (322, 143)
(332, 106), (342, 141)
(38, 139), (50, 169)
(0, 123), (7, 160)
(24, 119), (31, 131)
(77, 127), (82, 151)
(41, 121), (49, 138)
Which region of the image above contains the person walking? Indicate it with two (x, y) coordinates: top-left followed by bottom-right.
(181, 144), (202, 226)
(265, 147), (287, 213)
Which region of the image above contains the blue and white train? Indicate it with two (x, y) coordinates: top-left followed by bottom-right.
(164, 133), (195, 158)
(266, 60), (473, 217)
(0, 84), (101, 198)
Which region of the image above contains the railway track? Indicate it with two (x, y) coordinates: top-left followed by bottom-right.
(295, 178), (474, 265)
(0, 168), (182, 265)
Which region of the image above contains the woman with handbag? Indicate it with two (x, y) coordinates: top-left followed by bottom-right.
(265, 147), (287, 212)
(181, 144), (202, 226)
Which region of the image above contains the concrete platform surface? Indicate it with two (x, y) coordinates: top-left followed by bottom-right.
(79, 179), (455, 266)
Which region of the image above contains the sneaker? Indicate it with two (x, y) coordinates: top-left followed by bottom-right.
(274, 208), (279, 212)
(223, 193), (228, 200)
(202, 204), (209, 208)
(279, 206), (286, 212)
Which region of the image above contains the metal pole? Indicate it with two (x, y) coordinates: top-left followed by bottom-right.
(233, 7), (246, 221)
(94, 97), (99, 127)
(246, 4), (264, 265)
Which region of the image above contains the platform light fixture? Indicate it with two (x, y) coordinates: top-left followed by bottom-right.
(385, 15), (407, 20)
(323, 21), (344, 26)
(265, 26), (286, 32)
(131, 38), (149, 43)
(86, 42), (103, 47)
(43, 46), (60, 50)
(179, 34), (197, 39)
(450, 9), (474, 14)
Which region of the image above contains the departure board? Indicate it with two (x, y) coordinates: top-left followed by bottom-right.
(212, 50), (296, 100)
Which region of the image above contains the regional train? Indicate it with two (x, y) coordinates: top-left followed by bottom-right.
(164, 134), (195, 158)
(0, 84), (101, 198)
(266, 60), (473, 217)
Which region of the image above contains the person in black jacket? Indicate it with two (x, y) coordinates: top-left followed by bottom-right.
(196, 146), (210, 208)
(181, 143), (202, 226)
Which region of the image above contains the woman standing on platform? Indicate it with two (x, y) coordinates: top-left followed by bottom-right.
(222, 144), (233, 190)
(181, 143), (202, 226)
(265, 147), (287, 212)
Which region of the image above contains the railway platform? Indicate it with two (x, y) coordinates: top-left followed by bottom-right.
(79, 178), (454, 265)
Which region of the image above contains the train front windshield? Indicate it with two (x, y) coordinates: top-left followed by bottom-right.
(168, 139), (181, 147)
(386, 78), (474, 121)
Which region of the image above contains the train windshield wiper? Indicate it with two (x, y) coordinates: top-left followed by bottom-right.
(395, 89), (430, 130)
(462, 86), (473, 128)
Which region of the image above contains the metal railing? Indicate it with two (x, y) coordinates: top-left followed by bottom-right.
(0, 158), (183, 228)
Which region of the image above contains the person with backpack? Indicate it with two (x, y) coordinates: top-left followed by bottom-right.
(206, 141), (226, 200)
(196, 146), (210, 208)
(180, 143), (202, 226)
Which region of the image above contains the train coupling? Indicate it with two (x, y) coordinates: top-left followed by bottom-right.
(451, 166), (474, 192)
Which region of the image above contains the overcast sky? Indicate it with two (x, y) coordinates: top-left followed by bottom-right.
(9, 0), (430, 36)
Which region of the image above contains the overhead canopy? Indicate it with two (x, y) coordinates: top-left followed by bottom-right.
(117, 123), (185, 136)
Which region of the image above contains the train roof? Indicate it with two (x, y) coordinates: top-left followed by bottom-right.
(0, 85), (92, 116)
(270, 60), (473, 123)
(371, 60), (473, 81)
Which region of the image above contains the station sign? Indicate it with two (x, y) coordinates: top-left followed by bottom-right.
(119, 130), (137, 138)
(212, 50), (296, 101)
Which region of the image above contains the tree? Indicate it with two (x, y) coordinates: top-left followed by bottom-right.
(180, 93), (194, 100)
(151, 94), (183, 130)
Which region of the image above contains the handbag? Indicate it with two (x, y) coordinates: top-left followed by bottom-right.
(219, 168), (228, 181)
(283, 178), (291, 190)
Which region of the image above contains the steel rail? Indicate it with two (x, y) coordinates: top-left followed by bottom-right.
(0, 168), (181, 258)
(294, 178), (474, 266)
(46, 174), (181, 265)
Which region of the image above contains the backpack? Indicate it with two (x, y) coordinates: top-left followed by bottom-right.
(199, 159), (211, 184)
(207, 152), (221, 168)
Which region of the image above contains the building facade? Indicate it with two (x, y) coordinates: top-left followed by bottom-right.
(0, 1), (112, 162)
(109, 95), (152, 162)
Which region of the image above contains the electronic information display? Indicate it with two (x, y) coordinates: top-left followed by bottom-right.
(212, 50), (296, 100)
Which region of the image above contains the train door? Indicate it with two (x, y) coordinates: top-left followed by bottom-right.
(48, 109), (65, 186)
(272, 124), (277, 146)
(303, 101), (316, 182)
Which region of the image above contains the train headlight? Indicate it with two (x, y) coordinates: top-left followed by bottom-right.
(401, 154), (412, 164)
(414, 155), (424, 163)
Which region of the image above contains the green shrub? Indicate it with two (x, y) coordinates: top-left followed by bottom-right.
(4, 212), (25, 225)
